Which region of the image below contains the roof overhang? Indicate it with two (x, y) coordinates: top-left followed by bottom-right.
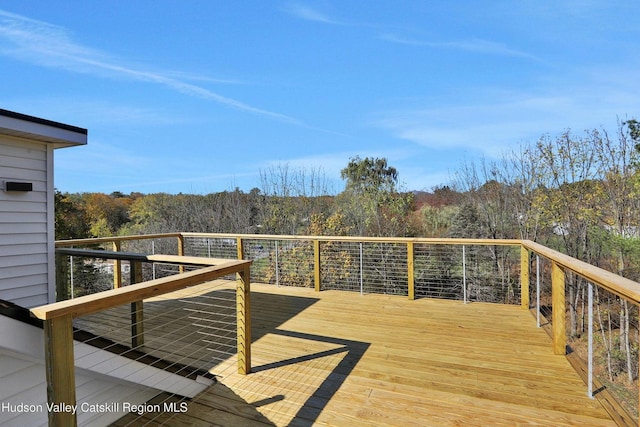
(0, 109), (87, 148)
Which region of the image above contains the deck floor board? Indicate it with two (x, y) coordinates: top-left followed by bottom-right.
(105, 281), (616, 426)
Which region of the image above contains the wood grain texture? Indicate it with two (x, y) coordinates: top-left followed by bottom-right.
(114, 282), (617, 427)
(30, 260), (251, 320)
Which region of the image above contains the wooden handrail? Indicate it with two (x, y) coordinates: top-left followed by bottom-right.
(56, 232), (640, 305)
(179, 232), (521, 246)
(55, 233), (183, 247)
(522, 240), (640, 303)
(55, 247), (236, 267)
(56, 247), (149, 261)
(56, 232), (520, 246)
(31, 260), (250, 320)
(32, 256), (251, 427)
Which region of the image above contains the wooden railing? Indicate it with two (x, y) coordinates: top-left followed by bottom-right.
(55, 233), (640, 344)
(521, 240), (640, 357)
(51, 233), (640, 426)
(30, 254), (251, 427)
(55, 233), (185, 296)
(181, 233), (523, 300)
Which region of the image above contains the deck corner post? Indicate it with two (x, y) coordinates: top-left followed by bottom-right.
(237, 237), (244, 260)
(520, 245), (530, 310)
(55, 252), (70, 302)
(407, 241), (415, 300)
(237, 264), (252, 374)
(551, 261), (566, 355)
(177, 234), (185, 273)
(43, 314), (77, 427)
(130, 261), (144, 348)
(313, 240), (321, 292)
(112, 240), (122, 289)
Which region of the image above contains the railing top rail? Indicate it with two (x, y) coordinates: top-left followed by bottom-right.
(55, 248), (233, 267)
(31, 259), (251, 321)
(55, 233), (182, 247)
(56, 232), (523, 246)
(56, 247), (149, 261)
(53, 232), (640, 305)
(180, 232), (522, 246)
(522, 240), (640, 303)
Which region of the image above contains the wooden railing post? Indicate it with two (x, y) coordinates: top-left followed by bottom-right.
(407, 241), (415, 300)
(237, 263), (252, 374)
(520, 245), (530, 310)
(130, 260), (144, 348)
(113, 241), (122, 289)
(551, 261), (566, 355)
(177, 234), (185, 273)
(43, 314), (77, 426)
(314, 240), (321, 292)
(55, 252), (70, 302)
(237, 237), (244, 260)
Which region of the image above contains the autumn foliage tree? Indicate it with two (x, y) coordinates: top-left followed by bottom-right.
(54, 191), (91, 240)
(82, 192), (133, 237)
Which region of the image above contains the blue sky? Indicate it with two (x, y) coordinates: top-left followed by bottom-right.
(1, 1), (638, 194)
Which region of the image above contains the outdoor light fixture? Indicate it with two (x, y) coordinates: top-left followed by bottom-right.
(5, 181), (33, 192)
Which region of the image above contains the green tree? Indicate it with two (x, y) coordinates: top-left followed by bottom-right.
(420, 205), (459, 237)
(447, 202), (483, 239)
(341, 156), (398, 195)
(54, 191), (91, 240)
(625, 119), (640, 151)
(338, 156), (414, 237)
(54, 191), (109, 299)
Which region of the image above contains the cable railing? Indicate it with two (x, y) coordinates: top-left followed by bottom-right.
(30, 253), (251, 427)
(181, 234), (523, 304)
(522, 240), (640, 425)
(49, 233), (640, 426)
(56, 234), (522, 303)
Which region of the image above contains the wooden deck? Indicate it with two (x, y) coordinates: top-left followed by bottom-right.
(106, 281), (616, 427)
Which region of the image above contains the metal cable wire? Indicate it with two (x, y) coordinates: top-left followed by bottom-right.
(71, 279), (239, 425)
(61, 236), (526, 425)
(319, 241), (409, 295)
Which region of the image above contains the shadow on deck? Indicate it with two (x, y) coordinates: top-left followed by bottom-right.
(77, 281), (367, 426)
(93, 282), (618, 427)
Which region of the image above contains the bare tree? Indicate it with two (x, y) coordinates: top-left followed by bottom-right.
(259, 163), (333, 234)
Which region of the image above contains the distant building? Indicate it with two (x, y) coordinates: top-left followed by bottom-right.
(603, 224), (640, 238)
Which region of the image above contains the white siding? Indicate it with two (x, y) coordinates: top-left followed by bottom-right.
(0, 349), (160, 427)
(0, 316), (201, 427)
(0, 110), (93, 425)
(0, 137), (49, 308)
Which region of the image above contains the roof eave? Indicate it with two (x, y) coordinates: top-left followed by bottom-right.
(0, 109), (87, 148)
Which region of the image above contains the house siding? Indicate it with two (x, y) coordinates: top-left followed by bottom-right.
(0, 137), (49, 308)
(0, 347), (161, 427)
(0, 316), (193, 427)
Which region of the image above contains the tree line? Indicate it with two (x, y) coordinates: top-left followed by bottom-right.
(55, 157), (419, 240)
(56, 120), (640, 281)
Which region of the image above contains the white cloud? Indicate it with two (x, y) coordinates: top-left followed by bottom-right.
(0, 9), (301, 124)
(12, 98), (199, 127)
(282, 2), (385, 29)
(56, 140), (151, 171)
(379, 34), (540, 60)
(282, 3), (343, 25)
(162, 70), (250, 86)
(371, 65), (640, 160)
